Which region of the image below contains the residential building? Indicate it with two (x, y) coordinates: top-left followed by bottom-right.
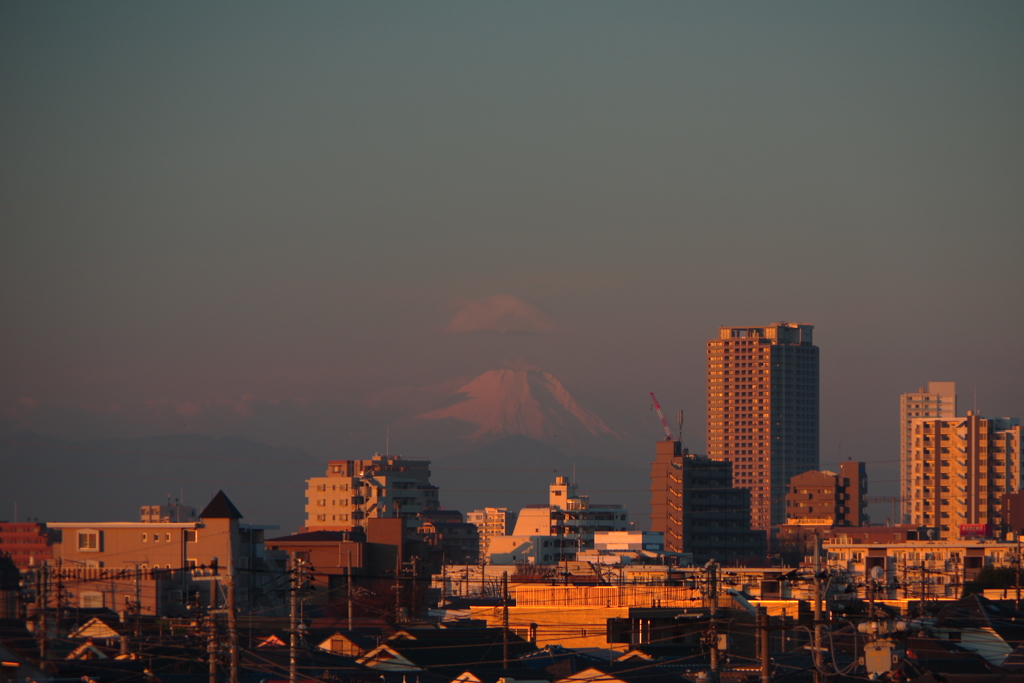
(140, 499), (196, 523)
(905, 412), (1021, 538)
(901, 382), (957, 521)
(46, 491), (281, 616)
(264, 517), (427, 618)
(576, 531), (667, 566)
(785, 461), (867, 527)
(486, 533), (577, 565)
(511, 476), (628, 548)
(304, 454), (439, 533)
(417, 518), (480, 565)
(999, 491), (1024, 535)
(650, 439), (766, 564)
(0, 521), (54, 569)
(484, 477), (629, 564)
(707, 322), (819, 529)
(825, 534), (1017, 600)
(593, 531), (664, 553)
(466, 507), (517, 555)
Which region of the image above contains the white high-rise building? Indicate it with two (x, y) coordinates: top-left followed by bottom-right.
(900, 382), (956, 521)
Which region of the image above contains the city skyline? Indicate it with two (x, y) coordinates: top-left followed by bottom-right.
(2, 3), (1023, 526)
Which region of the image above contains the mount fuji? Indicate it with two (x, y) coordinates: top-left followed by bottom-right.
(416, 366), (621, 445)
(368, 365), (653, 524)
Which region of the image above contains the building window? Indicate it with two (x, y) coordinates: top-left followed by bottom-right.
(142, 533), (148, 542)
(166, 533), (171, 542)
(81, 591), (104, 609)
(78, 531), (100, 551)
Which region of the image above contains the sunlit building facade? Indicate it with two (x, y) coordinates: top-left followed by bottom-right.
(906, 412), (1021, 538)
(466, 507), (517, 556)
(900, 382), (956, 522)
(304, 454), (439, 533)
(707, 322), (819, 529)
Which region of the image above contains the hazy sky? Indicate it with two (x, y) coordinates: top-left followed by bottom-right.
(2, 2), (1022, 517)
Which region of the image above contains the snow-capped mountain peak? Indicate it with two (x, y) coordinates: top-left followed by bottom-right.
(417, 367), (618, 442)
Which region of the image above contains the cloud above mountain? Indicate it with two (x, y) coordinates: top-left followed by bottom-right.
(445, 295), (559, 335)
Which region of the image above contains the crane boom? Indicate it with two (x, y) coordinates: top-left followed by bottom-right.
(649, 392), (673, 441)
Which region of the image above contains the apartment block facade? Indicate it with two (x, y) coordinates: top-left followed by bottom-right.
(466, 507), (517, 555)
(906, 412), (1021, 538)
(0, 521), (54, 569)
(785, 461), (868, 527)
(707, 322), (819, 529)
(650, 439), (766, 563)
(304, 454), (439, 533)
(511, 476), (629, 549)
(900, 382), (956, 522)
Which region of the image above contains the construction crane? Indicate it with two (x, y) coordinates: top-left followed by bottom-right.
(649, 392), (673, 441)
(865, 496), (904, 525)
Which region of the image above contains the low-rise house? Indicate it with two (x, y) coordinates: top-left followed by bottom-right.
(45, 491), (283, 616)
(933, 594), (1024, 668)
(357, 627), (538, 677)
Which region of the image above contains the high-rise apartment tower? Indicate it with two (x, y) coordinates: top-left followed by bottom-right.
(900, 382), (956, 522)
(906, 413), (1020, 538)
(707, 322), (819, 529)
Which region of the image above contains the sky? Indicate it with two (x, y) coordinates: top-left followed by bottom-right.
(2, 2), (1023, 523)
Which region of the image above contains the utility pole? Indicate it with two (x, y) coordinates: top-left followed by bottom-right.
(1015, 534), (1021, 610)
(134, 565), (143, 639)
(813, 534), (824, 683)
(347, 550), (353, 631)
(209, 558), (219, 683)
(759, 607), (770, 683)
(502, 571), (509, 671)
(37, 563), (48, 660)
(441, 559), (447, 609)
(289, 554), (297, 683)
(706, 561), (719, 683)
(55, 560), (63, 641)
(394, 554), (402, 623)
(227, 568), (238, 683)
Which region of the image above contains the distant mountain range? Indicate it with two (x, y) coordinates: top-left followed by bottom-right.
(1, 365), (655, 531)
(0, 432), (319, 532)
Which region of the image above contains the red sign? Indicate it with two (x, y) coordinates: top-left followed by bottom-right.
(959, 524), (991, 538)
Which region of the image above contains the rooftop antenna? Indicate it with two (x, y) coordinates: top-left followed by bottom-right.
(573, 463), (576, 486)
(386, 427), (390, 456)
(677, 409), (684, 443)
(974, 386), (977, 415)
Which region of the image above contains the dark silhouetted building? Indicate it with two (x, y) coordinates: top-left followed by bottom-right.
(650, 439), (765, 563)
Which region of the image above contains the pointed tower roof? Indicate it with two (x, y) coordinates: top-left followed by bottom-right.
(199, 490), (243, 520)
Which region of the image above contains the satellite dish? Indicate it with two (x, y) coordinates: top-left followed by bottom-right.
(870, 566), (884, 581)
